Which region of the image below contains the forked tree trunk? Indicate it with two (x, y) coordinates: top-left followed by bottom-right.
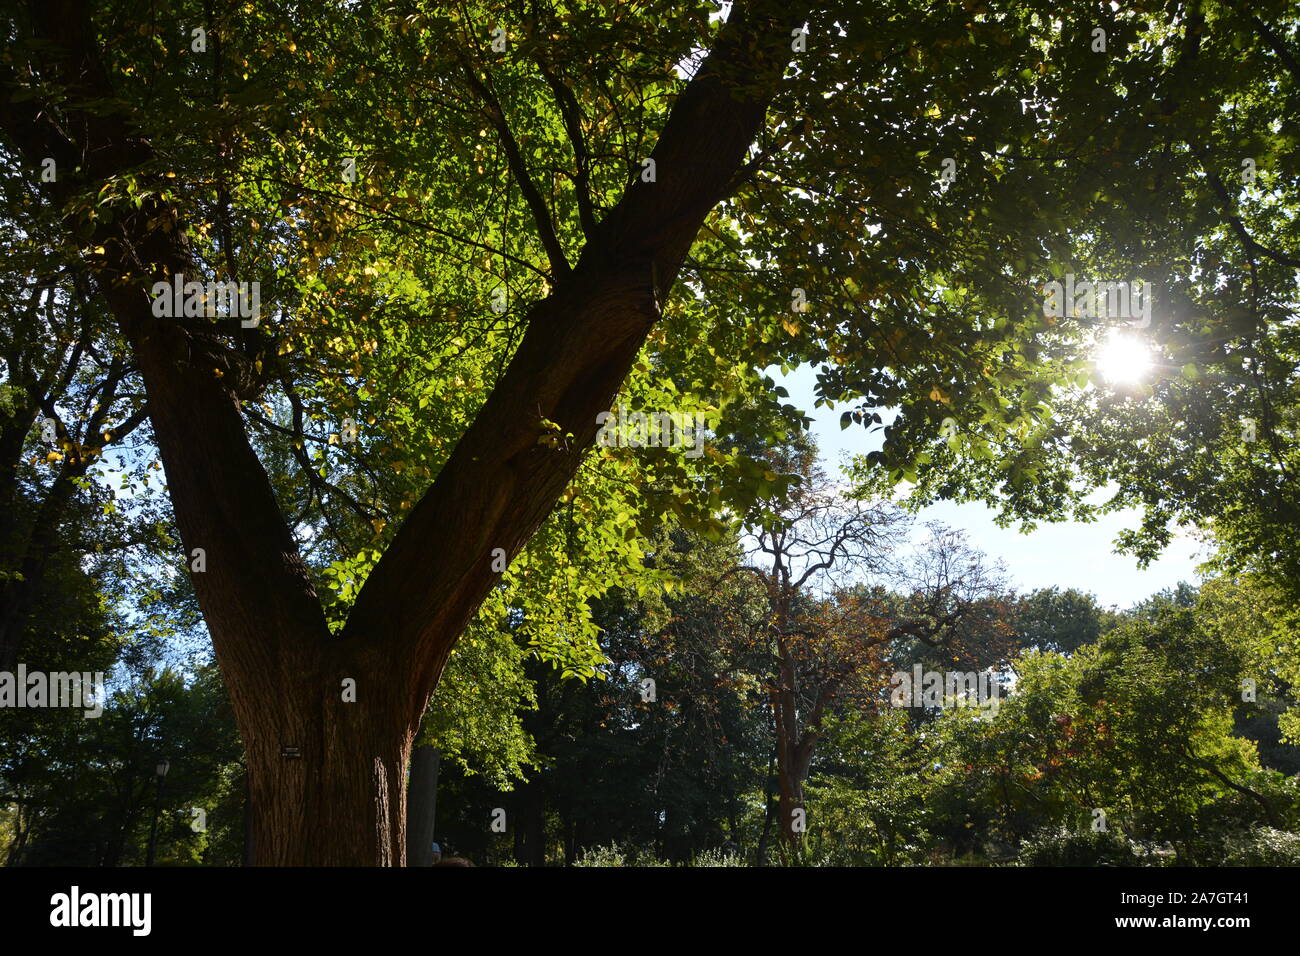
(207, 623), (423, 864)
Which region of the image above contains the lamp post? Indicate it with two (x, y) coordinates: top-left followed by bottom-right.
(145, 758), (169, 866)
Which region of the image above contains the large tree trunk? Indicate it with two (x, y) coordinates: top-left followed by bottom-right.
(242, 700), (413, 866)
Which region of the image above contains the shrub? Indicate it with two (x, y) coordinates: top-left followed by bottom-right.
(572, 843), (670, 867)
(1018, 828), (1155, 866)
(1218, 827), (1300, 866)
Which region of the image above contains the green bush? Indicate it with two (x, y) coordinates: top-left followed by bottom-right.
(689, 846), (747, 867)
(1018, 829), (1155, 867)
(572, 842), (748, 866)
(572, 843), (670, 867)
(1218, 827), (1300, 866)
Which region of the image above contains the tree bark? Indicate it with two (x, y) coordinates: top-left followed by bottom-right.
(771, 637), (805, 857)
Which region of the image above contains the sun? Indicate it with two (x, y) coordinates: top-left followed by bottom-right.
(1095, 329), (1154, 385)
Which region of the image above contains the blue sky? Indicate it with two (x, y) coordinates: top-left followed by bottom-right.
(772, 364), (1205, 610)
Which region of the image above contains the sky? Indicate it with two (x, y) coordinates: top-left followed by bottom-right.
(772, 364), (1206, 610)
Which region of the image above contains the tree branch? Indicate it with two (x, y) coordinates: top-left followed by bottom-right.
(533, 57), (598, 238)
(458, 55), (572, 277)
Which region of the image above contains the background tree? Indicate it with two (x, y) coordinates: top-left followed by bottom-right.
(719, 442), (1010, 859)
(1008, 587), (1116, 656)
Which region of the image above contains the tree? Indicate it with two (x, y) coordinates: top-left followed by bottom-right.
(2, 0), (814, 863)
(6, 665), (244, 867)
(723, 443), (1009, 859)
(0, 259), (157, 671)
(1009, 587), (1114, 655)
(803, 707), (940, 865)
(471, 525), (769, 866)
(7, 0), (1287, 865)
(938, 581), (1287, 862)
